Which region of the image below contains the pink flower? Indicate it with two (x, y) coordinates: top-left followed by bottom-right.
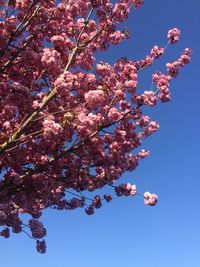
(110, 31), (126, 45)
(0, 228), (10, 238)
(142, 91), (157, 106)
(129, 184), (137, 196)
(148, 121), (160, 133)
(104, 194), (112, 202)
(54, 72), (74, 91)
(85, 205), (94, 215)
(178, 55), (191, 67)
(183, 48), (192, 57)
(152, 73), (160, 83)
(132, 0), (144, 9)
(138, 116), (150, 127)
(144, 192), (158, 206)
(69, 198), (84, 209)
(150, 46), (164, 59)
(85, 90), (105, 109)
(43, 118), (63, 137)
(51, 35), (65, 47)
(115, 183), (137, 196)
(29, 219), (46, 239)
(107, 107), (121, 121)
(167, 28), (181, 44)
(2, 121), (10, 129)
(158, 92), (171, 103)
(41, 48), (62, 74)
(96, 62), (112, 75)
(166, 61), (179, 78)
(32, 100), (39, 109)
(113, 3), (130, 22)
(36, 240), (46, 254)
(138, 149), (149, 159)
(92, 195), (102, 209)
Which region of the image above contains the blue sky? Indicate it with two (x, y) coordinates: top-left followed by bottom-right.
(1, 0), (200, 266)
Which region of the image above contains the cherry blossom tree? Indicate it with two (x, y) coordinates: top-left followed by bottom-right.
(0, 0), (191, 253)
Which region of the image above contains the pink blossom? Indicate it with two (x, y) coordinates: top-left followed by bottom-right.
(51, 35), (65, 47)
(41, 48), (62, 74)
(92, 195), (102, 209)
(132, 0), (144, 8)
(96, 62), (112, 75)
(43, 118), (63, 137)
(150, 46), (164, 59)
(69, 198), (84, 209)
(85, 90), (105, 109)
(129, 184), (137, 196)
(178, 55), (191, 67)
(158, 92), (171, 103)
(142, 91), (157, 106)
(144, 192), (158, 206)
(29, 220), (46, 239)
(183, 48), (192, 57)
(54, 72), (75, 91)
(167, 28), (181, 44)
(0, 228), (10, 238)
(104, 194), (112, 202)
(115, 183), (137, 196)
(36, 240), (46, 254)
(32, 100), (39, 109)
(137, 149), (149, 159)
(107, 107), (121, 121)
(166, 61), (179, 78)
(125, 80), (137, 89)
(148, 121), (160, 133)
(110, 31), (126, 45)
(2, 121), (10, 129)
(113, 3), (130, 22)
(138, 116), (150, 127)
(152, 73), (160, 83)
(85, 205), (94, 215)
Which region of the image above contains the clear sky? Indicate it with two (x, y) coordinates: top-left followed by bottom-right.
(1, 0), (200, 266)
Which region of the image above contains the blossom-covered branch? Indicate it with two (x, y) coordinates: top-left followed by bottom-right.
(0, 0), (191, 253)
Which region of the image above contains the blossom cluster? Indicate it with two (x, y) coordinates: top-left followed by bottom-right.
(29, 219), (46, 239)
(115, 183), (137, 196)
(144, 192), (158, 206)
(0, 0), (191, 253)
